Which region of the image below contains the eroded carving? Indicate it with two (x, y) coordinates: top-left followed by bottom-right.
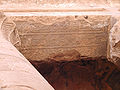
(1, 17), (21, 45)
(109, 18), (120, 66)
(12, 16), (110, 61)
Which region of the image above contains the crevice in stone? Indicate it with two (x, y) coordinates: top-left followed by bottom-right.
(30, 57), (120, 90)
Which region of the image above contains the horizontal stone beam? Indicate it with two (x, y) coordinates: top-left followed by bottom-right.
(0, 0), (120, 12)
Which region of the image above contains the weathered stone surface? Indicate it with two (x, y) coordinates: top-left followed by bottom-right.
(109, 17), (120, 66)
(48, 49), (80, 61)
(10, 15), (110, 61)
(0, 13), (54, 90)
(0, 0), (120, 11)
(0, 0), (120, 90)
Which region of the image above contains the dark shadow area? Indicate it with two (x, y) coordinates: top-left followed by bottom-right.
(30, 57), (120, 90)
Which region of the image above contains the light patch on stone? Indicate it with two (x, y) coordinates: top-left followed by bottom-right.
(109, 18), (120, 65)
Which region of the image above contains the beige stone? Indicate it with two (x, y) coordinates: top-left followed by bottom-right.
(0, 0), (120, 12)
(0, 13), (54, 90)
(48, 49), (81, 61)
(0, 0), (120, 89)
(109, 17), (120, 65)
(10, 15), (111, 61)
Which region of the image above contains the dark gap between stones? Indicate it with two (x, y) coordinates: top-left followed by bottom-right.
(29, 57), (120, 90)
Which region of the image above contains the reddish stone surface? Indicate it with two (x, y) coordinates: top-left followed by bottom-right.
(30, 57), (120, 90)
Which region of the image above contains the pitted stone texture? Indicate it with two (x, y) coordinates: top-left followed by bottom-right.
(0, 0), (120, 9)
(11, 15), (111, 61)
(109, 17), (120, 66)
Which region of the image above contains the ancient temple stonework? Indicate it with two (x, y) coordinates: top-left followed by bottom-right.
(0, 0), (120, 90)
(13, 15), (110, 61)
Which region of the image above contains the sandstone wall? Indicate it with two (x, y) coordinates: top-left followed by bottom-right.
(0, 0), (120, 11)
(0, 0), (120, 63)
(0, 13), (54, 90)
(0, 0), (120, 6)
(6, 15), (110, 61)
(109, 16), (120, 66)
(0, 0), (120, 89)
